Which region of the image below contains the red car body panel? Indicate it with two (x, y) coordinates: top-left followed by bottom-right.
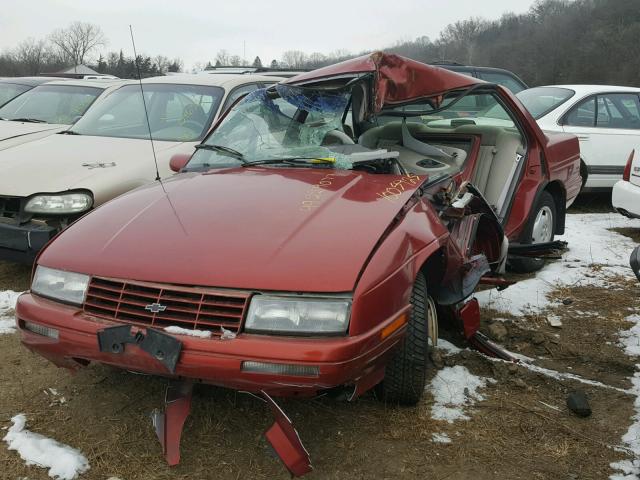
(285, 52), (482, 111)
(17, 293), (405, 396)
(35, 169), (427, 293)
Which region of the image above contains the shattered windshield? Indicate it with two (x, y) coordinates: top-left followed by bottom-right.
(187, 84), (370, 170)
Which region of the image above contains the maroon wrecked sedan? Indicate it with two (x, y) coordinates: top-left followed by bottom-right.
(16, 53), (581, 476)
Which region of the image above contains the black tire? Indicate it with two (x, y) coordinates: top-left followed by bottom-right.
(508, 190), (557, 274)
(378, 271), (432, 405)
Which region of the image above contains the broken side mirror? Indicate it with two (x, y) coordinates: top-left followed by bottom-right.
(631, 246), (640, 282)
(169, 153), (191, 172)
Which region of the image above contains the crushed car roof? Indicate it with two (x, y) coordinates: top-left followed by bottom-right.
(285, 52), (484, 111)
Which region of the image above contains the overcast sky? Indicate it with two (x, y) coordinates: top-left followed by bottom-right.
(1, 0), (537, 69)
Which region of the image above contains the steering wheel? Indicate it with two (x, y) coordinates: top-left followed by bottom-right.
(322, 129), (355, 146)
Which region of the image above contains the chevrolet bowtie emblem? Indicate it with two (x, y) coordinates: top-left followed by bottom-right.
(145, 303), (167, 313)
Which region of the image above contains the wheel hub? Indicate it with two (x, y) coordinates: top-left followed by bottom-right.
(531, 206), (553, 243)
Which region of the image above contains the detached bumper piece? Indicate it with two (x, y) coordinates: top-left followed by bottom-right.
(508, 240), (568, 259)
(97, 324), (182, 373)
(0, 220), (57, 263)
(145, 383), (312, 476)
(262, 391), (313, 477)
(458, 298), (519, 362)
(151, 380), (194, 466)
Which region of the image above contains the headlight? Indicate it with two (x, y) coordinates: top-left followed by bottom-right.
(25, 192), (93, 215)
(31, 266), (89, 305)
(245, 296), (351, 335)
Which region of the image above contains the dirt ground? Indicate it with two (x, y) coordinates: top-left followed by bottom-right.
(1, 194), (639, 480)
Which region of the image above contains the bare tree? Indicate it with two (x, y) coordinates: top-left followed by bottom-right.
(215, 49), (230, 65)
(281, 50), (307, 69)
(13, 38), (48, 74)
(154, 55), (170, 74)
(229, 55), (242, 66)
(307, 52), (327, 68)
(439, 18), (488, 64)
(49, 22), (107, 66)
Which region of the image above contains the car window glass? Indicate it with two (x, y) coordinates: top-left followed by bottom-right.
(597, 93), (640, 129)
(0, 85), (102, 124)
(380, 92), (517, 129)
(564, 97), (596, 127)
(0, 83), (31, 107)
(515, 87), (575, 120)
(71, 84), (224, 142)
(222, 84), (259, 112)
(478, 72), (526, 93)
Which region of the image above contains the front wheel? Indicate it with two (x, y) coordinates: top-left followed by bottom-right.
(508, 190), (557, 273)
(378, 271), (435, 405)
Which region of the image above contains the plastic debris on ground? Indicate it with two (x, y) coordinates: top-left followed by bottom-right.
(3, 414), (90, 480)
(431, 432), (452, 444)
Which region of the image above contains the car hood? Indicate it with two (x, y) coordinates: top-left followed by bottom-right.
(0, 134), (184, 198)
(39, 168), (427, 292)
(0, 120), (66, 141)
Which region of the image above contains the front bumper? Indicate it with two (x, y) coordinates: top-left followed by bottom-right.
(612, 180), (640, 219)
(16, 293), (404, 396)
(0, 220), (57, 263)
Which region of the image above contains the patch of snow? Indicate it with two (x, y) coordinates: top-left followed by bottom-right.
(611, 315), (640, 479)
(431, 432), (451, 443)
(437, 338), (463, 356)
(220, 326), (237, 340)
(477, 213), (640, 316)
(164, 326), (212, 339)
(492, 349), (627, 393)
(3, 414), (89, 480)
(0, 290), (22, 334)
(619, 315), (640, 357)
(428, 365), (495, 423)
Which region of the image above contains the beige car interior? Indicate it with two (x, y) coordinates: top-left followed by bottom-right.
(356, 121), (526, 213)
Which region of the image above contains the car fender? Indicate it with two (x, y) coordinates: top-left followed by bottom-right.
(350, 198), (448, 336)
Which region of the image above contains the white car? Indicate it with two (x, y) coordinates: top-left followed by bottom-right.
(0, 73), (282, 263)
(0, 79), (125, 151)
(516, 85), (640, 190)
(612, 150), (640, 218)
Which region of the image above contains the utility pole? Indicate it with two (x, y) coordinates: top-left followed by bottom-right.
(243, 41), (246, 66)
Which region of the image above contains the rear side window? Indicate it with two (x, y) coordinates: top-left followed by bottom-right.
(477, 71), (526, 93)
(564, 97), (596, 127)
(564, 93), (640, 129)
(596, 93), (640, 129)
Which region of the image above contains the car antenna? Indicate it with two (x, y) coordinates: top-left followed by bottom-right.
(129, 25), (161, 182)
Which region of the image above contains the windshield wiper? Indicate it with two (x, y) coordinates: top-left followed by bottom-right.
(241, 157), (335, 168)
(58, 130), (81, 135)
(11, 118), (46, 123)
(195, 144), (245, 162)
